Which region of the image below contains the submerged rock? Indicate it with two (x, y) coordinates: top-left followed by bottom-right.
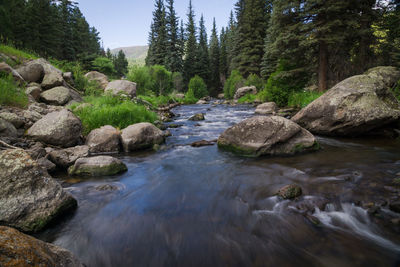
(189, 113), (205, 121)
(121, 123), (165, 152)
(217, 116), (319, 157)
(191, 140), (216, 147)
(277, 184), (302, 199)
(49, 145), (90, 168)
(86, 125), (121, 153)
(68, 156), (127, 176)
(292, 66), (400, 136)
(0, 226), (83, 267)
(0, 149), (77, 232)
(255, 102), (278, 115)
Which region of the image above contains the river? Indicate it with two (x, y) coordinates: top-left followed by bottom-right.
(38, 102), (400, 266)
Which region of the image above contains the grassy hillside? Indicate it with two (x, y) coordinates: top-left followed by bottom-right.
(111, 46), (148, 66)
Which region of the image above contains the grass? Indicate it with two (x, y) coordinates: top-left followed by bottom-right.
(0, 74), (28, 108)
(71, 95), (158, 135)
(138, 94), (182, 108)
(0, 44), (38, 66)
(237, 93), (257, 104)
(287, 91), (324, 108)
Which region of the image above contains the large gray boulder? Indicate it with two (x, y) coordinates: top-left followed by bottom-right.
(16, 62), (44, 83)
(0, 149), (77, 232)
(0, 118), (17, 137)
(218, 116), (319, 157)
(0, 112), (25, 128)
(27, 109), (82, 147)
(121, 123), (165, 152)
(0, 226), (83, 267)
(41, 71), (64, 90)
(292, 66), (400, 136)
(68, 156), (127, 176)
(234, 86), (257, 99)
(0, 62), (25, 83)
(85, 71), (109, 89)
(255, 102), (278, 115)
(40, 86), (71, 105)
(25, 84), (42, 101)
(49, 145), (89, 168)
(86, 125), (121, 153)
(105, 80), (137, 98)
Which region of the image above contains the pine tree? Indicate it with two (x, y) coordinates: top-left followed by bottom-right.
(183, 0), (198, 87)
(146, 0), (168, 66)
(219, 27), (228, 83)
(58, 0), (76, 60)
(106, 48), (112, 59)
(196, 15), (210, 85)
(114, 50), (129, 77)
(165, 0), (182, 72)
(226, 11), (236, 74)
(209, 18), (220, 95)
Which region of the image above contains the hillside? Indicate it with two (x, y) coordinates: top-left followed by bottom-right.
(111, 46), (148, 66)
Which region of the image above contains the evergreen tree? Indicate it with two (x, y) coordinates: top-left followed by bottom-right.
(209, 18), (221, 95)
(219, 27), (228, 83)
(165, 0), (183, 72)
(226, 11), (236, 74)
(196, 15), (210, 85)
(146, 0), (168, 66)
(183, 0), (198, 87)
(114, 50), (129, 77)
(58, 0), (76, 60)
(106, 48), (112, 59)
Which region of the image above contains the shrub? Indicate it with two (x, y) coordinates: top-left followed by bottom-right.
(223, 70), (245, 99)
(92, 57), (115, 77)
(0, 74), (28, 108)
(127, 65), (152, 95)
(288, 91), (324, 108)
(172, 72), (184, 92)
(245, 74), (264, 91)
(149, 65), (172, 96)
(139, 94), (182, 108)
(0, 44), (37, 66)
(72, 95), (158, 135)
(237, 93), (257, 104)
(188, 75), (208, 99)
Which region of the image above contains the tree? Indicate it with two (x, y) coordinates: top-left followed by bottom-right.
(183, 0), (198, 87)
(146, 0), (168, 66)
(219, 27), (228, 84)
(114, 50), (129, 77)
(187, 75), (208, 99)
(165, 0), (183, 72)
(209, 18), (221, 95)
(196, 15), (210, 85)
(92, 57), (115, 76)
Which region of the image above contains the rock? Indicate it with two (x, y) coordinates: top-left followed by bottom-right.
(234, 86), (257, 99)
(0, 112), (24, 128)
(0, 149), (77, 232)
(0, 118), (18, 137)
(67, 88), (83, 103)
(121, 123), (165, 152)
(389, 201), (400, 213)
(0, 226), (83, 267)
(163, 130), (172, 137)
(37, 157), (57, 173)
(95, 184), (119, 191)
(255, 102), (278, 115)
(85, 71), (109, 89)
(217, 93), (225, 99)
(196, 100), (208, 104)
(68, 156), (127, 176)
(40, 86), (71, 106)
(86, 125), (121, 153)
(0, 62), (25, 83)
(105, 80), (137, 98)
(23, 109), (43, 123)
(292, 66), (400, 136)
(27, 109), (82, 147)
(63, 72), (74, 85)
(49, 145), (89, 168)
(189, 113), (205, 121)
(277, 184), (302, 199)
(191, 140), (215, 147)
(41, 71), (64, 90)
(16, 62), (44, 83)
(25, 84), (42, 101)
(175, 93), (185, 99)
(26, 142), (46, 159)
(217, 116), (319, 157)
(168, 123), (183, 128)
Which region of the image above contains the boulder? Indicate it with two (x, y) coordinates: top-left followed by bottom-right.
(49, 145), (89, 168)
(234, 86), (257, 99)
(0, 62), (25, 83)
(189, 113), (205, 121)
(0, 149), (77, 232)
(217, 116), (319, 157)
(67, 88), (83, 103)
(191, 140), (215, 147)
(389, 201), (400, 213)
(292, 66), (400, 136)
(25, 84), (42, 101)
(16, 62), (44, 83)
(277, 184), (302, 199)
(23, 109), (43, 123)
(0, 112), (25, 128)
(63, 72), (74, 85)
(37, 157), (57, 173)
(85, 71), (109, 89)
(27, 109), (82, 147)
(217, 93), (225, 99)
(255, 102), (278, 115)
(105, 80), (137, 98)
(68, 156), (127, 176)
(196, 100), (208, 104)
(175, 93), (185, 99)
(0, 226), (83, 267)
(41, 71), (64, 90)
(0, 118), (18, 137)
(40, 86), (71, 106)
(86, 125), (121, 153)
(121, 123), (165, 152)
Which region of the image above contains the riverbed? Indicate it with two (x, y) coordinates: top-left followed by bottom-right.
(38, 102), (400, 266)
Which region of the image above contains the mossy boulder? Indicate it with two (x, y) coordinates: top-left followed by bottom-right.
(218, 116), (319, 157)
(68, 156), (127, 176)
(277, 184), (302, 199)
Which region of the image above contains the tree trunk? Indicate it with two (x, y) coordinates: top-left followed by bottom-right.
(318, 41), (328, 92)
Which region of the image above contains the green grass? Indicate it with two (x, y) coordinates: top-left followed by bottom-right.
(287, 91), (324, 108)
(0, 74), (28, 108)
(71, 95), (158, 135)
(138, 94), (182, 108)
(237, 93), (257, 104)
(393, 80), (400, 101)
(0, 44), (38, 66)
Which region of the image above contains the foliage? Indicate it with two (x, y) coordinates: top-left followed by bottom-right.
(139, 94), (182, 108)
(92, 57), (115, 77)
(0, 74), (28, 108)
(150, 65), (173, 95)
(183, 0), (198, 86)
(128, 65), (173, 96)
(223, 70), (245, 99)
(0, 44), (37, 66)
(196, 15), (210, 86)
(71, 95), (158, 135)
(237, 93), (257, 104)
(127, 65), (152, 95)
(245, 73), (263, 91)
(287, 91), (324, 108)
(392, 80), (400, 101)
(172, 72), (184, 92)
(187, 75), (208, 99)
(209, 18), (221, 96)
(114, 50), (129, 77)
(165, 0), (183, 72)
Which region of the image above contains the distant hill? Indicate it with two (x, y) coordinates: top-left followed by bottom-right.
(111, 46), (148, 66)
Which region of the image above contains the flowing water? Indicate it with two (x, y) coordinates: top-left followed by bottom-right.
(39, 102), (400, 266)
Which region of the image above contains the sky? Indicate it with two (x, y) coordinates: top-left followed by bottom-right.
(75, 0), (237, 49)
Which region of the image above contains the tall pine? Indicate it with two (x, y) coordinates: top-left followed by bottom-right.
(183, 0), (198, 87)
(196, 15), (210, 85)
(165, 0), (182, 72)
(209, 18), (220, 95)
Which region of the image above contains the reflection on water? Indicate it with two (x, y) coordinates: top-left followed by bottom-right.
(38, 102), (400, 266)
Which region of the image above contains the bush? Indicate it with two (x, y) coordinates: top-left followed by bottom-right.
(92, 57), (115, 77)
(149, 65), (172, 96)
(223, 70), (245, 99)
(72, 95), (158, 135)
(237, 93), (257, 104)
(0, 74), (28, 108)
(188, 75), (208, 99)
(288, 91), (324, 108)
(245, 74), (264, 91)
(127, 65), (152, 95)
(172, 72), (184, 92)
(0, 44), (37, 66)
(139, 94), (182, 108)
